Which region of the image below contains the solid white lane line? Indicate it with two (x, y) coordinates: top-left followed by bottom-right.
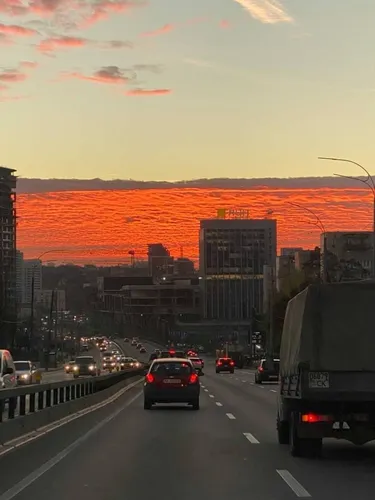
(226, 413), (236, 420)
(276, 470), (311, 498)
(216, 402), (223, 407)
(209, 394), (214, 398)
(0, 391), (142, 500)
(243, 432), (260, 444)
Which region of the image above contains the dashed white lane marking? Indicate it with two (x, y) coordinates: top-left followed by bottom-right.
(216, 402), (223, 407)
(242, 380), (246, 383)
(209, 394), (214, 398)
(235, 378), (239, 381)
(270, 389), (277, 393)
(276, 470), (311, 498)
(243, 432), (260, 444)
(201, 385), (205, 389)
(258, 386), (265, 389)
(250, 382), (254, 385)
(204, 389), (209, 392)
(226, 413), (236, 420)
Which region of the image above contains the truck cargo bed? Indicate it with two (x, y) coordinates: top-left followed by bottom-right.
(281, 370), (375, 401)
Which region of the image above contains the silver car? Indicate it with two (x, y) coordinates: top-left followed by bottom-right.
(14, 361), (42, 385)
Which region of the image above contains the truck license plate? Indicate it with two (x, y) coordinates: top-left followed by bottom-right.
(308, 372), (329, 389)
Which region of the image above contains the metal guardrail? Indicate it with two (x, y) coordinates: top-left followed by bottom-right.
(0, 368), (143, 423)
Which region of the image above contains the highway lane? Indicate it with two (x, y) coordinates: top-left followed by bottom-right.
(0, 374), (298, 500)
(200, 362), (375, 499)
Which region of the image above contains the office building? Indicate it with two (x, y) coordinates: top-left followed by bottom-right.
(320, 231), (372, 282)
(23, 259), (42, 305)
(280, 247), (303, 256)
(199, 217), (277, 320)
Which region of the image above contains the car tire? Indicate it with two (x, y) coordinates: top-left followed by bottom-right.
(191, 399), (200, 410)
(277, 415), (290, 445)
(216, 369), (219, 373)
(144, 399), (152, 410)
(230, 370), (234, 374)
(73, 375), (79, 379)
(255, 378), (261, 384)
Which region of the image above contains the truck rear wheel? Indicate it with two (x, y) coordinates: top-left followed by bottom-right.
(277, 415), (289, 444)
(290, 412), (322, 458)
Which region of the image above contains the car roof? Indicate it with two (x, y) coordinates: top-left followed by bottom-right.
(14, 360), (30, 363)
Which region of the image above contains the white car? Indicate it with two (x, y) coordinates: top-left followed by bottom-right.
(0, 350), (17, 389)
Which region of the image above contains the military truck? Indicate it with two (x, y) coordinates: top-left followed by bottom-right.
(277, 280), (375, 458)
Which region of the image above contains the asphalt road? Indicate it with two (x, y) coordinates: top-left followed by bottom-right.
(1, 341), (375, 499)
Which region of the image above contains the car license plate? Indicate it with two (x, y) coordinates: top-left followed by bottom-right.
(163, 379), (181, 384)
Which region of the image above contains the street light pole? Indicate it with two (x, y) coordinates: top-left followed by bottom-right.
(318, 157), (375, 279)
(287, 202), (328, 283)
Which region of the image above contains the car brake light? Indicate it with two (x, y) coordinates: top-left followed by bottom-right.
(145, 373), (154, 383)
(169, 350), (175, 355)
(189, 373), (198, 384)
(301, 413), (332, 423)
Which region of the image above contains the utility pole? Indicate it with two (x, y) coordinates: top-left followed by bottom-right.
(30, 273), (34, 347)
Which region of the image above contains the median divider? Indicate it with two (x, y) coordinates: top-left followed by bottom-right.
(0, 368), (144, 444)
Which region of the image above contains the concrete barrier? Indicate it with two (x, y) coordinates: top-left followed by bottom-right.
(0, 372), (142, 444)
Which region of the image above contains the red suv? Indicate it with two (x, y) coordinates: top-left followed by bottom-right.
(216, 357), (235, 374)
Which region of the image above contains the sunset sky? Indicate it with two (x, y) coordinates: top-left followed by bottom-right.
(1, 0), (375, 181)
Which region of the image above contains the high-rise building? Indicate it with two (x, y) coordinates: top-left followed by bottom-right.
(199, 217), (277, 320)
(147, 243), (174, 278)
(0, 166), (17, 344)
(16, 250), (24, 305)
(23, 259), (42, 305)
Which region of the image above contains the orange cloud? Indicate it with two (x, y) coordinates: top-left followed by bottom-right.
(141, 23), (174, 37)
(81, 0), (146, 27)
(125, 88), (171, 96)
(37, 36), (87, 53)
(0, 23), (38, 36)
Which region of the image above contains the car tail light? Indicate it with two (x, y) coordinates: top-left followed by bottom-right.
(301, 413), (332, 423)
(145, 373), (154, 383)
(258, 366), (263, 372)
(230, 361), (234, 366)
(217, 361), (222, 365)
(189, 373), (199, 384)
(169, 350), (176, 355)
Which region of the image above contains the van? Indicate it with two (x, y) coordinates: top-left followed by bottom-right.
(0, 350), (17, 389)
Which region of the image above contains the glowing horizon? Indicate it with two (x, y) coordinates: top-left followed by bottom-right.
(16, 186), (373, 265)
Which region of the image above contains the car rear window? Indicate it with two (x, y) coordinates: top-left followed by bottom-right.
(190, 358), (201, 362)
(160, 351), (171, 358)
(151, 362), (192, 376)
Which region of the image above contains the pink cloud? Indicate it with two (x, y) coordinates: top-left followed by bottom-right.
(220, 19), (230, 28)
(0, 69), (27, 83)
(0, 23), (38, 36)
(37, 36), (87, 53)
(20, 61), (38, 69)
(125, 88), (171, 96)
(141, 23), (174, 37)
(64, 66), (134, 85)
(82, 0), (145, 27)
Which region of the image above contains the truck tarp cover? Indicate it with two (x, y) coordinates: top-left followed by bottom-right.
(280, 280), (375, 376)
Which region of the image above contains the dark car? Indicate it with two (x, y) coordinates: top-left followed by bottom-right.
(159, 350), (172, 358)
(255, 359), (279, 384)
(143, 358), (200, 410)
(149, 352), (159, 362)
(140, 347), (146, 353)
(216, 357), (235, 374)
(73, 356), (100, 378)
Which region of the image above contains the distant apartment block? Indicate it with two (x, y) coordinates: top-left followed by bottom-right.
(22, 259), (42, 304)
(35, 289), (66, 312)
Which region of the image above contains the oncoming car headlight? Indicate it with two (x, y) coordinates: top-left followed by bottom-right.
(21, 373), (30, 379)
(73, 366), (79, 371)
(88, 365), (95, 370)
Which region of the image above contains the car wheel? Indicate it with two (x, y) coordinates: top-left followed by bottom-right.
(144, 399), (152, 410)
(73, 375), (79, 379)
(255, 378), (261, 384)
(230, 370), (234, 374)
(191, 399), (200, 410)
(216, 369), (219, 373)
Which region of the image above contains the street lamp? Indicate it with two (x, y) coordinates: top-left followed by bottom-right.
(318, 156), (375, 279)
(287, 201), (328, 283)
